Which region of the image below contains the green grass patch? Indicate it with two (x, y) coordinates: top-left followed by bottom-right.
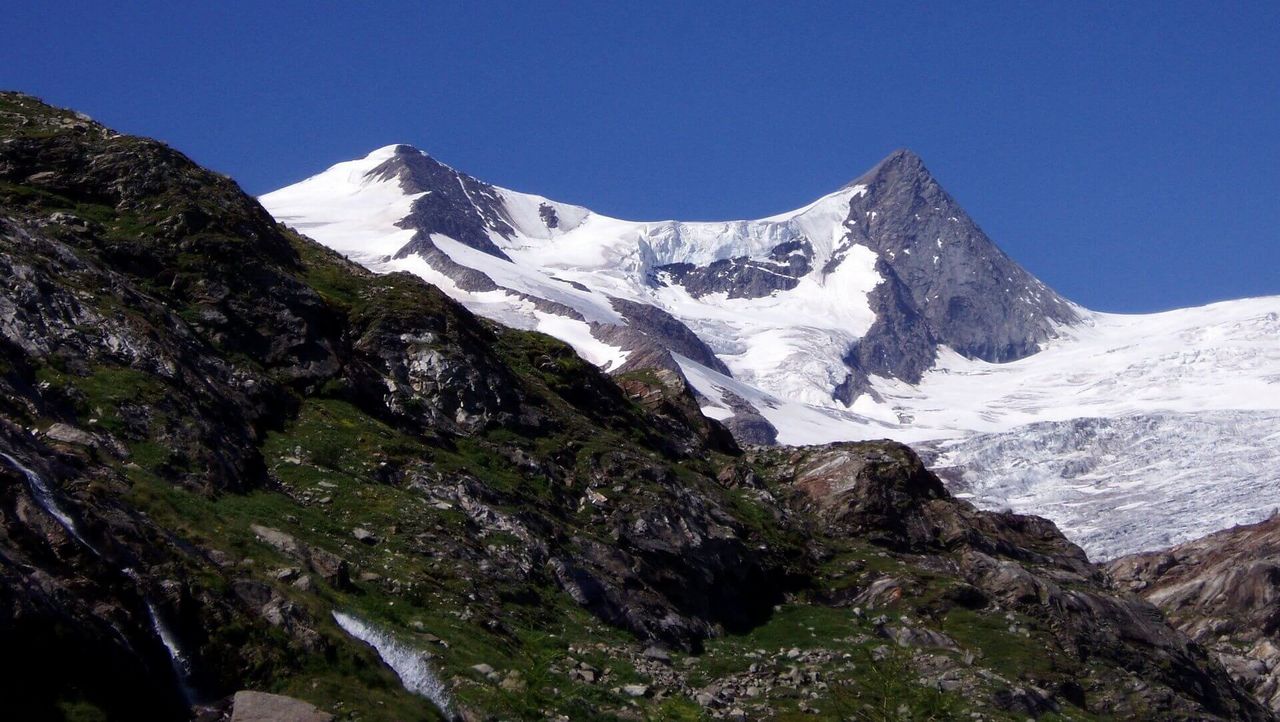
(941, 607), (1061, 680)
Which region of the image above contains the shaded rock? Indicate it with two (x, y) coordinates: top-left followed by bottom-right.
(789, 442), (945, 549)
(1109, 514), (1280, 711)
(879, 624), (957, 650)
(43, 423), (97, 447)
(305, 547), (350, 589)
(990, 685), (1058, 718)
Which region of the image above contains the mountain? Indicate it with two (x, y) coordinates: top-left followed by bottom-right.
(263, 144), (1079, 412)
(2, 91), (1274, 720)
(263, 144), (1280, 559)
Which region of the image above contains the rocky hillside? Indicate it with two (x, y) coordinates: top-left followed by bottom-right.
(0, 91), (1271, 721)
(1108, 514), (1280, 714)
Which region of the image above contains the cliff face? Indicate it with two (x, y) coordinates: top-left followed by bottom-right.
(0, 91), (1269, 721)
(1109, 514), (1280, 714)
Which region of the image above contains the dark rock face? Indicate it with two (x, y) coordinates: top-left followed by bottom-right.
(538, 202), (559, 229)
(403, 234), (502, 292)
(711, 389), (779, 446)
(367, 145), (515, 261)
(598, 298), (730, 376)
(0, 443), (194, 721)
(656, 240), (813, 299)
(838, 150), (1079, 369)
(838, 259), (937, 398)
(550, 486), (786, 650)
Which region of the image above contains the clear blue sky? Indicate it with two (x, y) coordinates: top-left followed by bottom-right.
(3, 1), (1277, 312)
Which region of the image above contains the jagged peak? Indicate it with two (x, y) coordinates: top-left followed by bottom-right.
(843, 147), (932, 191)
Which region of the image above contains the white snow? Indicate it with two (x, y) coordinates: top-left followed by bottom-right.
(877, 298), (1280, 439)
(935, 410), (1280, 560)
(674, 354), (896, 446)
(261, 148), (885, 412)
(535, 314), (629, 371)
(260, 145), (423, 265)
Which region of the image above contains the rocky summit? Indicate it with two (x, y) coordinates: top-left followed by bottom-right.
(0, 90), (1276, 721)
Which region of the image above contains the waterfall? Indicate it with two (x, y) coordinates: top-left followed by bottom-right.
(122, 567), (198, 704)
(0, 451), (99, 554)
(1, 450), (198, 705)
(332, 611), (456, 719)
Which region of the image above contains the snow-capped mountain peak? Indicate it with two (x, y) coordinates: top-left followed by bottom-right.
(262, 146), (1085, 434)
(262, 148), (1280, 559)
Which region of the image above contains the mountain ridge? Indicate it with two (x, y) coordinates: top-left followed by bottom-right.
(263, 142), (1079, 397)
(263, 139), (1280, 560)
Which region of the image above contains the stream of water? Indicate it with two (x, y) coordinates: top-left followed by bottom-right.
(333, 610), (456, 718)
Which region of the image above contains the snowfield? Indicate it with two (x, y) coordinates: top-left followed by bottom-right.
(263, 146), (1280, 559)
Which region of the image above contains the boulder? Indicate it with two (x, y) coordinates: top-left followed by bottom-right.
(230, 690), (332, 722)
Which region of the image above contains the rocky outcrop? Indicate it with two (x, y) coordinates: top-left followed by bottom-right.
(655, 238), (813, 299)
(370, 145), (515, 261)
(230, 691), (334, 722)
(785, 441), (948, 548)
(343, 276), (528, 434)
(613, 366), (740, 454)
(600, 297), (730, 376)
(752, 441), (1270, 720)
(1108, 514), (1280, 712)
(838, 258), (937, 396)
